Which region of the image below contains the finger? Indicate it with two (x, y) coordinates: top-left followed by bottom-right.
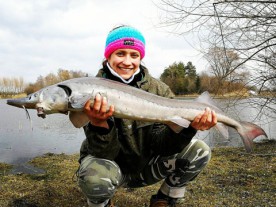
(197, 110), (206, 121)
(100, 97), (108, 113)
(206, 108), (213, 125)
(193, 113), (203, 124)
(200, 107), (210, 124)
(84, 100), (92, 112)
(190, 112), (203, 129)
(201, 110), (216, 130)
(107, 105), (115, 116)
(211, 110), (217, 126)
(93, 94), (102, 112)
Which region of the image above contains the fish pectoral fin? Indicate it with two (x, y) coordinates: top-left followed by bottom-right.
(169, 117), (191, 128)
(69, 111), (90, 128)
(167, 117), (191, 133)
(215, 123), (229, 139)
(69, 94), (93, 109)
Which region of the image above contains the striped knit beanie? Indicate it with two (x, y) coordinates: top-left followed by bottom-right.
(104, 26), (146, 59)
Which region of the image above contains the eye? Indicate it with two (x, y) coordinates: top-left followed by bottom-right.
(131, 53), (140, 58)
(116, 51), (124, 57)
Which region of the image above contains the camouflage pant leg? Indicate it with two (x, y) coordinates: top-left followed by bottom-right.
(160, 139), (211, 197)
(127, 139), (211, 198)
(77, 155), (122, 204)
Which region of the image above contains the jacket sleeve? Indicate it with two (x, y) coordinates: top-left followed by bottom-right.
(149, 123), (197, 156)
(83, 118), (120, 160)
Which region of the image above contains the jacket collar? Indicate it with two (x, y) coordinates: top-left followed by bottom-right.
(97, 64), (151, 89)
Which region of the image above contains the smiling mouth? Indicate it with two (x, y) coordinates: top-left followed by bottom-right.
(118, 67), (134, 71)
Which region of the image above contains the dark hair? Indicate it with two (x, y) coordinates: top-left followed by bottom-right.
(102, 59), (108, 68)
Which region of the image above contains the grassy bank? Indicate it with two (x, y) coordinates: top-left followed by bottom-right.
(0, 93), (27, 99)
(0, 141), (275, 207)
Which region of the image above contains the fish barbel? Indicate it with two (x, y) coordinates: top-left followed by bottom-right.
(7, 77), (267, 152)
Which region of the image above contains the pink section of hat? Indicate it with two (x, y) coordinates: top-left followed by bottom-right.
(104, 38), (145, 59)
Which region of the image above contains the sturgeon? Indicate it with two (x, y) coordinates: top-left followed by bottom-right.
(7, 77), (267, 152)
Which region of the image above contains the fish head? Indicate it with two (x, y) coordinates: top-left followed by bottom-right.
(7, 85), (69, 118)
(35, 85), (69, 115)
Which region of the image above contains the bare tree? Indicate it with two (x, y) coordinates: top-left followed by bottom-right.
(205, 47), (240, 76)
(156, 0), (276, 116)
(203, 47), (251, 94)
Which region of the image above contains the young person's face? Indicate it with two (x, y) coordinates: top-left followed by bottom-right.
(108, 49), (141, 80)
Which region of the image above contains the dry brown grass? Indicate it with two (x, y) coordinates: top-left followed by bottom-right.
(1, 141), (275, 207)
(0, 93), (27, 99)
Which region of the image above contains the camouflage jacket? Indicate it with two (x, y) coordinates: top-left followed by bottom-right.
(79, 65), (197, 173)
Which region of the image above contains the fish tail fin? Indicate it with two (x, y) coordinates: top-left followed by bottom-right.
(237, 121), (267, 152)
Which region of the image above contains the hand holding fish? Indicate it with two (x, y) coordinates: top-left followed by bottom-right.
(83, 94), (114, 129)
(190, 107), (217, 131)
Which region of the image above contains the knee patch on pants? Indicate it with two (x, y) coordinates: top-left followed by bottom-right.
(179, 139), (211, 165)
(164, 139), (211, 188)
(77, 155), (122, 204)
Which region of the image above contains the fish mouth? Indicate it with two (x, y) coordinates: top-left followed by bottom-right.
(37, 107), (46, 118)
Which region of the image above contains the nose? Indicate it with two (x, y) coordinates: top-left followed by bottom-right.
(122, 55), (132, 65)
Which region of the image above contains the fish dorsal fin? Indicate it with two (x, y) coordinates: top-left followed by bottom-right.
(195, 91), (222, 113)
(195, 91), (214, 105)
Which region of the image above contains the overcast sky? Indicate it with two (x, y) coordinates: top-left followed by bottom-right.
(0, 0), (207, 83)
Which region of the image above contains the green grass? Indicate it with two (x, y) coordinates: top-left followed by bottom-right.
(0, 141), (275, 207)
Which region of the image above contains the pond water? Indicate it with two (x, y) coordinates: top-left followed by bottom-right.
(0, 98), (275, 173)
(0, 99), (84, 167)
(193, 98), (276, 148)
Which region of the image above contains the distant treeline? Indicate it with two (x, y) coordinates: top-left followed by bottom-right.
(160, 61), (250, 95)
(0, 69), (87, 97)
(1, 64), (252, 97)
(0, 77), (25, 98)
(24, 69), (88, 94)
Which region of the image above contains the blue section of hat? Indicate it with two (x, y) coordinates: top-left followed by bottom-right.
(105, 26), (145, 47)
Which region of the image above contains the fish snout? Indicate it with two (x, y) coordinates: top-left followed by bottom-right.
(37, 107), (46, 119)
